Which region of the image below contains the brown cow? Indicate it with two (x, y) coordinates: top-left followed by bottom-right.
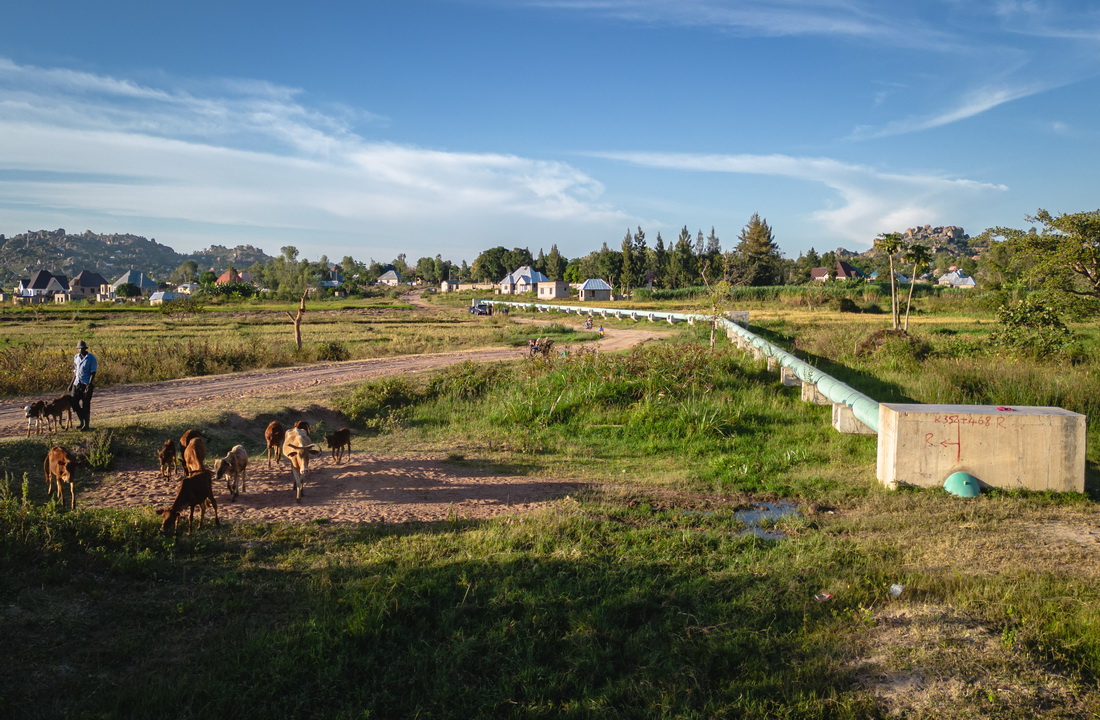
(264, 421), (285, 468)
(292, 420), (311, 434)
(324, 427), (352, 464)
(44, 446), (77, 508)
(45, 395), (76, 431)
(182, 436), (207, 474)
(156, 440), (178, 481)
(159, 468), (219, 535)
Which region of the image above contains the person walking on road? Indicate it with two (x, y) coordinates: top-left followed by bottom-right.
(71, 340), (97, 431)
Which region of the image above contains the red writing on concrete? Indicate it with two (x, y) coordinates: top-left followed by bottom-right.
(924, 424), (963, 462)
(933, 414), (1006, 429)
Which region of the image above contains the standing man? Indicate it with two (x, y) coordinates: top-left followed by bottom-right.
(72, 340), (97, 431)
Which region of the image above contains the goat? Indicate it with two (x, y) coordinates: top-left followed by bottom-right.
(159, 468), (219, 535)
(23, 400), (46, 437)
(182, 436), (207, 475)
(324, 427), (352, 464)
(281, 426), (322, 503)
(264, 421), (285, 468)
(213, 445), (249, 501)
(156, 439), (177, 481)
(44, 446), (77, 508)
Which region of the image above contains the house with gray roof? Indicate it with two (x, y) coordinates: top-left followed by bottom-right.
(70, 270), (109, 299)
(112, 270), (159, 296)
(499, 266), (549, 294)
(937, 269), (976, 289)
(578, 278), (612, 302)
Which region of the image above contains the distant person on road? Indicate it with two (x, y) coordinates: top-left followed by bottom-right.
(598, 325), (605, 338)
(71, 340), (97, 431)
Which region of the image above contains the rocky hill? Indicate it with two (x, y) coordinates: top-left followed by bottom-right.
(0, 229), (274, 283)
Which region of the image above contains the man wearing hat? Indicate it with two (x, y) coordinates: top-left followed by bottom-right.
(72, 340), (98, 431)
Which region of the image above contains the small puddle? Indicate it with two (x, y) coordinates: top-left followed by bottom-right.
(734, 501), (800, 539)
(680, 501), (800, 539)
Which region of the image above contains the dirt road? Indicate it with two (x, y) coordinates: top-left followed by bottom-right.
(2, 322), (664, 438)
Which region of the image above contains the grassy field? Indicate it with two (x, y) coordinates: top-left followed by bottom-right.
(2, 295), (1100, 718)
(0, 297), (596, 396)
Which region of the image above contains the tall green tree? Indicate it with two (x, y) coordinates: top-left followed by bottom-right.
(991, 209), (1100, 311)
(620, 229), (635, 294)
(733, 213), (782, 286)
(632, 226), (647, 289)
(544, 244), (568, 281)
(652, 232), (667, 288)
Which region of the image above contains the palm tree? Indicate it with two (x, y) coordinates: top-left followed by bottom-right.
(902, 244), (933, 332)
(875, 232), (904, 329)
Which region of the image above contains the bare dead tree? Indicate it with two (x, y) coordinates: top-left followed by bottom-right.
(285, 293), (307, 350)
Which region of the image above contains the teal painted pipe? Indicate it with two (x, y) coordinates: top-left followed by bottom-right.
(478, 299), (880, 432)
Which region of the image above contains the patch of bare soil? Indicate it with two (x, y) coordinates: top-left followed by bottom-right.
(83, 453), (584, 525)
(850, 603), (1092, 718)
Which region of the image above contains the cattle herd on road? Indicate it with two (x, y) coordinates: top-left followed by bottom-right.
(34, 418), (355, 535)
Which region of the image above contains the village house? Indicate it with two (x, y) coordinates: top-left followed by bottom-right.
(377, 269), (403, 286)
(810, 261), (865, 282)
(69, 270), (109, 300)
(498, 266), (549, 294)
(577, 278), (613, 302)
(937, 269), (977, 289)
(15, 270), (69, 304)
(111, 270), (158, 297)
(537, 280), (570, 300)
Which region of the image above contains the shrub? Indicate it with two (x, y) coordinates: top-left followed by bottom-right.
(991, 297), (1072, 358)
(314, 340), (351, 362)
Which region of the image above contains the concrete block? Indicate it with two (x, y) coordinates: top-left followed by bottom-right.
(780, 366), (801, 387)
(801, 381), (830, 405)
(766, 356), (778, 372)
(833, 404), (876, 435)
(876, 403), (1086, 493)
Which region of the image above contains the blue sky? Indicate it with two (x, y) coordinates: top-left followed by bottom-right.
(2, 1), (1098, 266)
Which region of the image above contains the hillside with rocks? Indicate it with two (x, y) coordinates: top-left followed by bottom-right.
(0, 229), (273, 283)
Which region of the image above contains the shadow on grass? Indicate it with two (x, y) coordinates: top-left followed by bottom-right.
(1, 511), (872, 719)
(749, 324), (919, 404)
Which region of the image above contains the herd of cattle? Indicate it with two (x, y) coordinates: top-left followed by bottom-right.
(39, 419), (354, 536)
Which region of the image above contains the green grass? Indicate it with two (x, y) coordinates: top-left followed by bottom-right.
(3, 301), (1100, 718)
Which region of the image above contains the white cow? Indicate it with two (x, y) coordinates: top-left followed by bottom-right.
(281, 427), (322, 503)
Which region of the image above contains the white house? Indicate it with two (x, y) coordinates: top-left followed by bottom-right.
(149, 291), (183, 305)
(377, 269), (403, 286)
(499, 266), (549, 294)
(937, 269), (976, 289)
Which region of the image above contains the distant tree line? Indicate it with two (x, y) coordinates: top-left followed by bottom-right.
(159, 208), (1098, 304)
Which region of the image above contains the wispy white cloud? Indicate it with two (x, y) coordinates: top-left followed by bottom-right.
(513, 0), (917, 41)
(591, 150), (1007, 245)
(0, 59), (623, 255)
(851, 82), (1052, 138)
